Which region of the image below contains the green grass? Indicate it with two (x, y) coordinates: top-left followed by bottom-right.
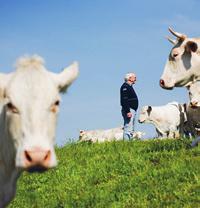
(9, 139), (200, 208)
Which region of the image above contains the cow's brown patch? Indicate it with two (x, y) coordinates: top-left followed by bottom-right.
(186, 41), (198, 53)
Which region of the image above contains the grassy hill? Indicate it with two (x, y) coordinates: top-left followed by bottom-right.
(9, 139), (200, 208)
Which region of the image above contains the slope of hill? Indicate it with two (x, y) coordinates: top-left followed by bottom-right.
(9, 139), (200, 207)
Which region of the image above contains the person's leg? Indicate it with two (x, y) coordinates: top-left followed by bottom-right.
(127, 110), (137, 140)
(122, 109), (132, 140)
(131, 110), (136, 133)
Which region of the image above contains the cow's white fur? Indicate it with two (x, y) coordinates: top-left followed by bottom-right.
(0, 55), (79, 207)
(138, 102), (182, 138)
(79, 127), (123, 142)
(79, 127), (145, 142)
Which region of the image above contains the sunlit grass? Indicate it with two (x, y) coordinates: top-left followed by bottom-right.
(9, 139), (200, 208)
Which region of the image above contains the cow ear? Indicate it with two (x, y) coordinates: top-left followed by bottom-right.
(0, 73), (12, 100)
(79, 130), (85, 135)
(186, 41), (198, 53)
(147, 106), (152, 115)
(51, 62), (79, 93)
(147, 106), (152, 111)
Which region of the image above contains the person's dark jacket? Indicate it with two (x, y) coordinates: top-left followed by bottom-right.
(120, 82), (138, 113)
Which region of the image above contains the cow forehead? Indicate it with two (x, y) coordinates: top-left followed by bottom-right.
(171, 37), (197, 50)
(7, 68), (59, 106)
(171, 40), (185, 50)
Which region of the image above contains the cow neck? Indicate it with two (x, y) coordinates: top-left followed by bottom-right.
(0, 106), (16, 172)
(148, 110), (162, 127)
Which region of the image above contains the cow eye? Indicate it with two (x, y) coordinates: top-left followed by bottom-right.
(50, 100), (60, 113)
(54, 100), (60, 106)
(7, 102), (19, 114)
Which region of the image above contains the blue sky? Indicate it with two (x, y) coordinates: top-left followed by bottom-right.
(1, 0), (200, 145)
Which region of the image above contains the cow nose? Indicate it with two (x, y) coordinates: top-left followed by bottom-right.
(160, 79), (165, 87)
(24, 149), (51, 171)
(171, 48), (180, 58)
(190, 101), (198, 108)
(138, 119), (143, 123)
(172, 52), (179, 58)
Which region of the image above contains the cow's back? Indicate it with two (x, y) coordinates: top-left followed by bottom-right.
(152, 104), (180, 124)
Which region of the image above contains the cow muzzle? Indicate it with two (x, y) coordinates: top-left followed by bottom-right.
(190, 101), (200, 108)
(159, 79), (174, 90)
(23, 148), (56, 173)
(138, 119), (144, 123)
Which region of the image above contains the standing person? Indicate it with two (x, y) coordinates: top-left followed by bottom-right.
(120, 73), (138, 140)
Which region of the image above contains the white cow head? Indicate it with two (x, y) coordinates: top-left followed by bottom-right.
(138, 106), (152, 123)
(79, 130), (85, 140)
(160, 27), (200, 89)
(0, 55), (79, 172)
(79, 130), (93, 142)
(186, 81), (200, 107)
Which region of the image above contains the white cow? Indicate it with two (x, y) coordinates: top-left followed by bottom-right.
(160, 27), (200, 89)
(0, 55), (79, 207)
(138, 102), (184, 138)
(186, 81), (200, 107)
(79, 127), (145, 142)
(79, 127), (123, 142)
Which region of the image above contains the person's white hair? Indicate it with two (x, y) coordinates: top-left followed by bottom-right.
(124, 72), (136, 81)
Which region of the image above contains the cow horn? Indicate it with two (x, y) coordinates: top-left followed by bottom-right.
(166, 36), (176, 45)
(168, 27), (187, 40)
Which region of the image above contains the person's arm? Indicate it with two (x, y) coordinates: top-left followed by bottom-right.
(131, 88), (139, 112)
(121, 86), (131, 114)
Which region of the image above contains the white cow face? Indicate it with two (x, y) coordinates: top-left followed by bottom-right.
(160, 27), (200, 89)
(187, 82), (200, 107)
(79, 130), (85, 139)
(79, 130), (91, 142)
(138, 106), (152, 123)
(0, 56), (79, 172)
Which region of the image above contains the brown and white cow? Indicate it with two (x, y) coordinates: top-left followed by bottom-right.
(160, 27), (200, 89)
(184, 103), (200, 137)
(0, 55), (79, 207)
